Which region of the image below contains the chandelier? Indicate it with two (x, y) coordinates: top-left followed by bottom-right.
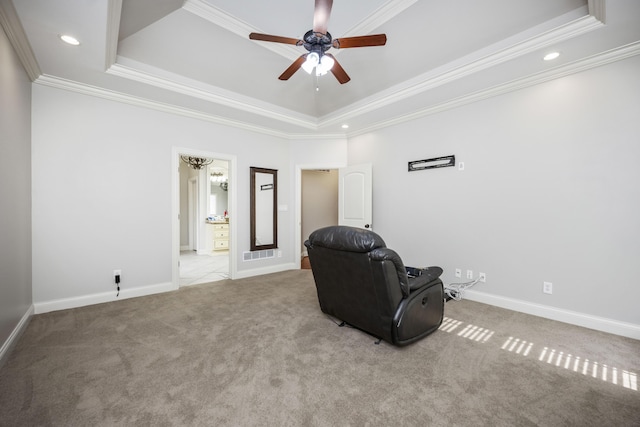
(181, 156), (213, 170)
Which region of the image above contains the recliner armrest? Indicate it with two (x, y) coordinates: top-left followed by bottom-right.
(370, 247), (410, 296)
(407, 266), (443, 292)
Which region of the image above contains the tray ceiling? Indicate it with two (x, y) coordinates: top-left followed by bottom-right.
(4, 0), (640, 138)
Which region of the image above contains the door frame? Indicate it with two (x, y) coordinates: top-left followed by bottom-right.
(295, 162), (346, 269)
(187, 177), (198, 250)
(172, 147), (238, 287)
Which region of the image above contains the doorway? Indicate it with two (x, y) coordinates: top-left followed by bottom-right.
(296, 163), (373, 269)
(173, 148), (237, 288)
(298, 168), (340, 268)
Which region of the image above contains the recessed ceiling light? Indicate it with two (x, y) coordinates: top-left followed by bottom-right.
(341, 124), (349, 129)
(60, 35), (80, 46)
(543, 52), (560, 61)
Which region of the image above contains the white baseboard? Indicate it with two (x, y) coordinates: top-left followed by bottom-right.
(464, 289), (640, 340)
(180, 245), (190, 251)
(32, 265), (297, 314)
(235, 263), (297, 280)
(0, 305), (34, 367)
(34, 282), (177, 314)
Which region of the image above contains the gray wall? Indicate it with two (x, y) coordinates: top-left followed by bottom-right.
(31, 84), (292, 305)
(0, 24), (32, 356)
(348, 55), (640, 327)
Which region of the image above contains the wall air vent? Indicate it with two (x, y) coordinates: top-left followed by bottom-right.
(243, 249), (275, 261)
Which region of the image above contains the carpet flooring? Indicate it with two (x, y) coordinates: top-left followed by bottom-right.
(1, 270), (638, 426)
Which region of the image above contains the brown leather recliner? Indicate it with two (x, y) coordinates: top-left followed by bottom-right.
(304, 225), (444, 346)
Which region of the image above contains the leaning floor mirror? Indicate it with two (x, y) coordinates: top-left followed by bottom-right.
(250, 167), (278, 251)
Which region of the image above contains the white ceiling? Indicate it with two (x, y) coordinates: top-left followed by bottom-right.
(4, 0), (640, 138)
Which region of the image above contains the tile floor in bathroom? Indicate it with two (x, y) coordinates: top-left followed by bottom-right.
(179, 250), (229, 286)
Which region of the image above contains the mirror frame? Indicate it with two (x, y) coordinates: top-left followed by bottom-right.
(250, 167), (278, 251)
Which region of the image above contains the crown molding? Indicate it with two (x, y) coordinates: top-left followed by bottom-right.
(183, 0), (256, 38)
(104, 0), (122, 70)
(27, 0), (633, 142)
(283, 133), (347, 141)
(321, 5), (605, 129)
(108, 3), (606, 136)
(107, 59), (318, 130)
(34, 72), (346, 140)
(588, 0), (606, 23)
(342, 0), (417, 37)
(346, 41), (640, 138)
(182, 0), (417, 61)
(31, 40), (640, 142)
(0, 0), (41, 81)
(34, 74), (296, 139)
(183, 0), (300, 61)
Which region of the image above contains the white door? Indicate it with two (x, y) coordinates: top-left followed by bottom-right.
(338, 163), (372, 229)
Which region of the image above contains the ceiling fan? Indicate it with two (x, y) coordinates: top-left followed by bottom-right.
(249, 0), (387, 84)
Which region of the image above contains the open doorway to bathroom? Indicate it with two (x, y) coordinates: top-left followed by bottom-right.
(179, 156), (230, 285)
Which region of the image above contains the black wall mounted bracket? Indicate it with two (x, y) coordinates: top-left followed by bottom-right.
(408, 155), (455, 172)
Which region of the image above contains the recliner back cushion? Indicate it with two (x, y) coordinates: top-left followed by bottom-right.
(306, 246), (404, 342)
(307, 226), (386, 253)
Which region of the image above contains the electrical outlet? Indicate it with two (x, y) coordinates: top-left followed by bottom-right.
(113, 269), (121, 278)
(459, 162), (465, 171)
(277, 250), (282, 258)
(543, 281), (553, 294)
(466, 270), (473, 279)
(479, 272), (486, 283)
(455, 268), (462, 278)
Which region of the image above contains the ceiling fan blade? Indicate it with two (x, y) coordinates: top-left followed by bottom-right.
(249, 33), (303, 46)
(332, 34), (387, 49)
(313, 0), (333, 34)
(326, 54), (350, 84)
(278, 55), (307, 81)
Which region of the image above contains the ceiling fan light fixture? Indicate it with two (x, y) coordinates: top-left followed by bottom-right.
(316, 54), (335, 76)
(248, 1), (386, 84)
(302, 52), (319, 74)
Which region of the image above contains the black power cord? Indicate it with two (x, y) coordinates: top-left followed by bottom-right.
(115, 274), (120, 297)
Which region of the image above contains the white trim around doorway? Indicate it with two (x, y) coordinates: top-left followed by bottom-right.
(295, 162), (346, 270)
(172, 147), (238, 287)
